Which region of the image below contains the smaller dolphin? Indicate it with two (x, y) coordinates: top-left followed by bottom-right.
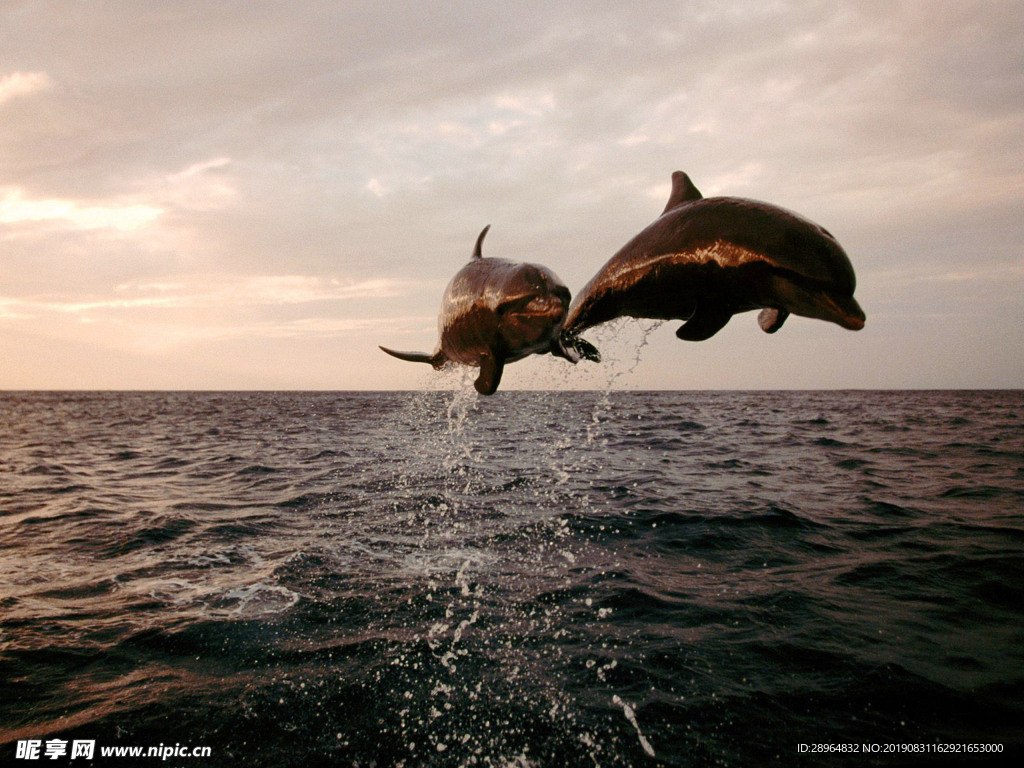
(380, 226), (598, 395)
(561, 171), (865, 352)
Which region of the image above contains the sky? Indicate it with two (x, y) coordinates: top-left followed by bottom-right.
(1, 0), (1021, 391)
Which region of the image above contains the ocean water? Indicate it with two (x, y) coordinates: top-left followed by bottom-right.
(1, 389), (1022, 767)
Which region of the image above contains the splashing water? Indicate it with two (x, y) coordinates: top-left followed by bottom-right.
(612, 695), (656, 758)
(584, 319), (663, 446)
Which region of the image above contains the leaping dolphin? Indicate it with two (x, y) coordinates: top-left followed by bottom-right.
(561, 171), (865, 353)
(380, 226), (599, 395)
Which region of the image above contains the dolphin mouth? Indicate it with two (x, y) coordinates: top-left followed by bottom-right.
(841, 314), (865, 331)
(788, 286), (865, 331)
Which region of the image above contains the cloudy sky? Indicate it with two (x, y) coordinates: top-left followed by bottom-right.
(2, 0), (1021, 390)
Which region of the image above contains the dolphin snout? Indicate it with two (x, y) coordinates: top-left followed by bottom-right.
(523, 293), (569, 318)
(841, 312), (865, 331)
(831, 295), (865, 330)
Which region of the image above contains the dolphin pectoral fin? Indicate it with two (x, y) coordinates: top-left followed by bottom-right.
(571, 336), (601, 363)
(758, 308), (789, 334)
(551, 333), (601, 364)
(474, 352), (504, 395)
(676, 306), (733, 341)
(379, 346), (446, 369)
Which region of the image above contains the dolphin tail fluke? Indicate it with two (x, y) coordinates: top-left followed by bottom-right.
(379, 346), (446, 370)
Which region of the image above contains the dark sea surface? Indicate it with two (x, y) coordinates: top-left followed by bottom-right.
(1, 390), (1022, 767)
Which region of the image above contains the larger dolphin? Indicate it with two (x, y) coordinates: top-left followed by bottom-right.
(380, 226), (598, 395)
(562, 171), (865, 351)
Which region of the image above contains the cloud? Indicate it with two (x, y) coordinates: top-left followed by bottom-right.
(159, 158), (237, 211)
(867, 262), (1024, 293)
(0, 275), (411, 319)
(0, 71), (52, 105)
(365, 178), (388, 198)
(0, 187), (162, 232)
(0, 159), (236, 238)
(0, 1), (1021, 388)
(493, 91), (556, 117)
(0, 273), (435, 366)
(142, 314), (433, 345)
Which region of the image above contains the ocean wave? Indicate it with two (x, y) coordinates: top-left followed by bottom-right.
(1, 390), (1022, 765)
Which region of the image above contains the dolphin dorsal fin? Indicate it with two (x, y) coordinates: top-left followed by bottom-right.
(472, 225), (491, 259)
(663, 171), (702, 213)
